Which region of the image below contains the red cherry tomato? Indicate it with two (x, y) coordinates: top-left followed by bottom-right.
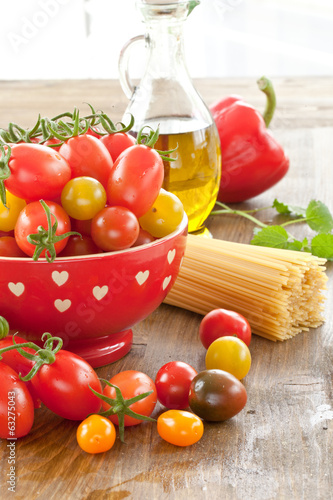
(155, 361), (198, 410)
(100, 132), (136, 162)
(199, 309), (252, 348)
(14, 200), (72, 257)
(0, 362), (34, 439)
(91, 206), (139, 251)
(102, 370), (157, 427)
(0, 236), (26, 257)
(4, 143), (71, 201)
(59, 235), (102, 257)
(131, 228), (155, 247)
(157, 410), (204, 447)
(106, 144), (164, 218)
(59, 134), (113, 188)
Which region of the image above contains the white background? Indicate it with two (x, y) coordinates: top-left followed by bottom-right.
(2, 0), (333, 80)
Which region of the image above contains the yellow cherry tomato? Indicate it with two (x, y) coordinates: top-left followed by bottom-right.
(157, 410), (204, 447)
(0, 190), (26, 232)
(139, 188), (184, 238)
(205, 336), (251, 380)
(61, 176), (106, 220)
(76, 414), (116, 454)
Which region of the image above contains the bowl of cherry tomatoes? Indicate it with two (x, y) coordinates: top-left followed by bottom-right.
(0, 111), (188, 367)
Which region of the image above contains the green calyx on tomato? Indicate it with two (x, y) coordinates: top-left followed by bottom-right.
(0, 332), (63, 381)
(0, 144), (12, 206)
(136, 125), (177, 162)
(27, 200), (81, 262)
(0, 316), (9, 339)
(89, 378), (156, 443)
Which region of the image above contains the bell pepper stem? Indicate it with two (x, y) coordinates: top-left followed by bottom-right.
(257, 76), (276, 128)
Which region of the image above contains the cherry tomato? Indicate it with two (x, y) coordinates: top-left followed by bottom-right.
(59, 235), (102, 257)
(70, 217), (92, 236)
(205, 336), (251, 380)
(5, 143), (71, 201)
(155, 361), (197, 410)
(139, 188), (185, 238)
(43, 137), (63, 151)
(14, 200), (72, 257)
(0, 236), (26, 257)
(102, 370), (157, 427)
(100, 132), (136, 162)
(188, 369), (247, 421)
(157, 410), (204, 447)
(29, 349), (102, 420)
(91, 206), (139, 251)
(0, 334), (41, 408)
(77, 414), (116, 454)
(131, 227), (155, 247)
(0, 362), (34, 439)
(61, 176), (107, 220)
(199, 309), (252, 348)
(106, 144), (164, 218)
(59, 134), (113, 188)
(0, 190), (26, 232)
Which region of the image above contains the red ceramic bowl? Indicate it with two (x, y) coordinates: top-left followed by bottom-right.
(0, 214), (187, 367)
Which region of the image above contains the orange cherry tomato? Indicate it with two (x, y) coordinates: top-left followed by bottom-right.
(77, 414), (116, 454)
(157, 410), (204, 447)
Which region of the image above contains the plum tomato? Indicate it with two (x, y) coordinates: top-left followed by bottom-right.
(199, 309), (251, 348)
(205, 336), (251, 380)
(0, 190), (26, 232)
(77, 414), (116, 454)
(188, 369), (247, 421)
(4, 143), (71, 202)
(59, 134), (113, 188)
(101, 370), (157, 427)
(100, 132), (136, 162)
(157, 410), (204, 447)
(155, 361), (197, 410)
(91, 206), (139, 251)
(139, 188), (185, 238)
(14, 200), (72, 258)
(106, 144), (164, 218)
(61, 176), (107, 220)
(0, 361), (34, 439)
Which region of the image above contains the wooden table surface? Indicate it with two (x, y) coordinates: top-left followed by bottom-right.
(0, 78), (332, 500)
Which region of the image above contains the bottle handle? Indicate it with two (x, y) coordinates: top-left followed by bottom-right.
(118, 35), (145, 99)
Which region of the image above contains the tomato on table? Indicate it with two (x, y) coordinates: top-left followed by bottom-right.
(100, 132), (136, 162)
(199, 309), (252, 348)
(77, 414), (116, 454)
(155, 361), (197, 410)
(157, 410), (204, 447)
(205, 336), (251, 380)
(0, 362), (34, 439)
(188, 369), (247, 421)
(4, 143), (71, 202)
(91, 206), (139, 251)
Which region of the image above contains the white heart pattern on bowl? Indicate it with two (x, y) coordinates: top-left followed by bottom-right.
(93, 285), (109, 301)
(54, 299), (71, 313)
(162, 275), (172, 291)
(135, 270), (149, 285)
(8, 282), (25, 297)
(52, 271), (69, 287)
(167, 249), (176, 265)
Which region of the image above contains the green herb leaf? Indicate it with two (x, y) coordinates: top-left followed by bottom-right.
(305, 200), (333, 233)
(273, 199), (306, 217)
(250, 226), (290, 248)
(310, 233), (333, 260)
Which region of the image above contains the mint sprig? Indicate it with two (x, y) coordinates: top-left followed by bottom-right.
(212, 198), (333, 260)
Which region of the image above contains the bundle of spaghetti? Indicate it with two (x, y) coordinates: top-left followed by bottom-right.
(164, 235), (328, 341)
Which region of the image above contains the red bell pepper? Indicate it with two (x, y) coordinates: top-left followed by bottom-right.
(210, 77), (289, 203)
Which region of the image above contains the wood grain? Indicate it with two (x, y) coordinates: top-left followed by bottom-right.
(0, 78), (332, 500)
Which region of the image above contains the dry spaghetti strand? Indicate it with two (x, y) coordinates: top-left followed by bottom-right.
(164, 235), (328, 341)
